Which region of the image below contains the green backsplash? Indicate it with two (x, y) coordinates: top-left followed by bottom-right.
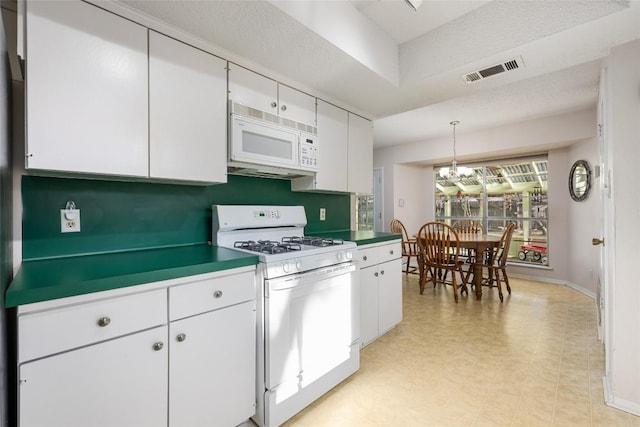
(22, 175), (351, 260)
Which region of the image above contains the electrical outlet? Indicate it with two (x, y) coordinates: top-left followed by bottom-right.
(320, 208), (326, 221)
(61, 209), (81, 233)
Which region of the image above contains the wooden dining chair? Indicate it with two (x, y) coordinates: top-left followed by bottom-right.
(484, 222), (516, 302)
(390, 219), (417, 275)
(416, 222), (468, 303)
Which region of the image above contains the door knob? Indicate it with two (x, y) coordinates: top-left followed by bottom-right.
(592, 238), (604, 246)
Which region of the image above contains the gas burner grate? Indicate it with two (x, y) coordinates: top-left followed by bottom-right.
(234, 240), (302, 254)
(282, 236), (344, 247)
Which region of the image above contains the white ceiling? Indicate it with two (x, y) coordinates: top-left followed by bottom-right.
(119, 0), (640, 148)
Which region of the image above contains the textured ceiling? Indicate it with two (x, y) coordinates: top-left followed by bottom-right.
(118, 0), (640, 148)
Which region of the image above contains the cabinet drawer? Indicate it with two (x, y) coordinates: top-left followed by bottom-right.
(18, 289), (167, 363)
(357, 246), (378, 269)
(169, 271), (255, 321)
(378, 242), (401, 264)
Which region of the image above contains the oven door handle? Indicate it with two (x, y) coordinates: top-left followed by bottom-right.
(266, 263), (356, 295)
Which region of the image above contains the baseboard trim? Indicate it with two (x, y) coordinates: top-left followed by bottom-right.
(509, 273), (596, 299)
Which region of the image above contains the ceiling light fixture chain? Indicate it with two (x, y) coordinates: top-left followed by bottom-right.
(448, 120), (461, 183)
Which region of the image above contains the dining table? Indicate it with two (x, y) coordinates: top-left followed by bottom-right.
(455, 233), (502, 300)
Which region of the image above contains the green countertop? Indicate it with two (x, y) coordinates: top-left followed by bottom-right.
(6, 232), (399, 308)
(5, 244), (259, 308)
(313, 230), (402, 246)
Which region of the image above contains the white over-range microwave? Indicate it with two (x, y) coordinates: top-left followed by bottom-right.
(228, 101), (319, 177)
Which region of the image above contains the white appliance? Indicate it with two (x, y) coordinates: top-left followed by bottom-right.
(228, 101), (319, 178)
(212, 205), (359, 427)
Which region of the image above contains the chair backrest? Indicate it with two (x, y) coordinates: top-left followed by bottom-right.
(416, 222), (460, 266)
(390, 219), (415, 255)
(452, 219), (484, 234)
(493, 222), (516, 267)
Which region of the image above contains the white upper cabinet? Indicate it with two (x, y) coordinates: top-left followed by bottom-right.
(149, 31), (227, 184)
(348, 113), (374, 194)
(291, 100), (348, 193)
(278, 84), (317, 126)
(25, 0), (149, 177)
(228, 63), (316, 126)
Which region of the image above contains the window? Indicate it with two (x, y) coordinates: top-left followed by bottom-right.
(435, 156), (548, 266)
(356, 194), (374, 231)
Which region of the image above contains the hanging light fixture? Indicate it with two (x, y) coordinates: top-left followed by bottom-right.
(439, 120), (472, 183)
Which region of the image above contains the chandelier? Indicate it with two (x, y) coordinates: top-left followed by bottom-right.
(439, 120), (472, 183)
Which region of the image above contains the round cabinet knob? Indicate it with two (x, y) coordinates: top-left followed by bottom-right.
(152, 342), (164, 351)
(271, 101), (277, 108)
(363, 255), (368, 261)
(176, 333), (187, 343)
(213, 290), (223, 299)
(281, 104), (287, 111)
(380, 270), (385, 275)
(374, 272), (379, 277)
(97, 317), (111, 327)
(390, 250), (394, 255)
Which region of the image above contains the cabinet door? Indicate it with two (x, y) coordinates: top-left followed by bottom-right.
(278, 84), (316, 126)
(149, 31), (227, 183)
(25, 0), (148, 177)
(19, 326), (168, 427)
(347, 113), (374, 194)
(169, 301), (256, 427)
(316, 100), (348, 191)
(378, 258), (403, 335)
(359, 265), (379, 347)
(228, 63), (279, 114)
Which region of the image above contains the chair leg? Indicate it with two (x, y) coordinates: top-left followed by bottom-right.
(495, 269), (504, 302)
(452, 271), (459, 303)
(502, 267), (511, 294)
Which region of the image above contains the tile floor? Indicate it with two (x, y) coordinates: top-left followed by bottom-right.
(279, 275), (640, 427)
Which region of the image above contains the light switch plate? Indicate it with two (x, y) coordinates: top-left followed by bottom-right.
(320, 208), (326, 221)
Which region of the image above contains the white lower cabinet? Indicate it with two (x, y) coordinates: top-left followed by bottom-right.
(16, 268), (256, 427)
(169, 301), (256, 427)
(358, 240), (402, 347)
(19, 326), (168, 427)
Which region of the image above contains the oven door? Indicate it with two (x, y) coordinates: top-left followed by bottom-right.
(264, 262), (358, 390)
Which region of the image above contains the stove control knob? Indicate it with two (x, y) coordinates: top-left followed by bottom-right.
(345, 251), (353, 260)
(336, 252), (343, 262)
(295, 260), (303, 271)
(282, 262), (290, 273)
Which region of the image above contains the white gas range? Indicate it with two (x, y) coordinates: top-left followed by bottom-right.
(212, 205), (360, 427)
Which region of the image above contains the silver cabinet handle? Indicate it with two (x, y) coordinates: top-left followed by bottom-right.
(152, 342), (164, 351)
(281, 104), (287, 111)
(271, 101), (277, 108)
(213, 290), (223, 299)
(363, 255), (368, 261)
(97, 317), (111, 327)
(176, 333), (186, 343)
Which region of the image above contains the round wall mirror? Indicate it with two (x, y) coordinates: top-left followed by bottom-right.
(569, 160), (591, 202)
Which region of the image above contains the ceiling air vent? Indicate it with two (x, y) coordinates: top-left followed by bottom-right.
(462, 57), (524, 84)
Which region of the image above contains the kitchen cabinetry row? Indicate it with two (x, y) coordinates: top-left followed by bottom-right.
(358, 240), (403, 347)
(16, 267), (256, 427)
(23, 0), (372, 193)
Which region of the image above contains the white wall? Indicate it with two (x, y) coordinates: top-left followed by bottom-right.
(374, 109), (598, 291)
(603, 38), (640, 415)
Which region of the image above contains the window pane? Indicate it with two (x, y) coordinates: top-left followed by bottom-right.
(435, 157), (548, 266)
